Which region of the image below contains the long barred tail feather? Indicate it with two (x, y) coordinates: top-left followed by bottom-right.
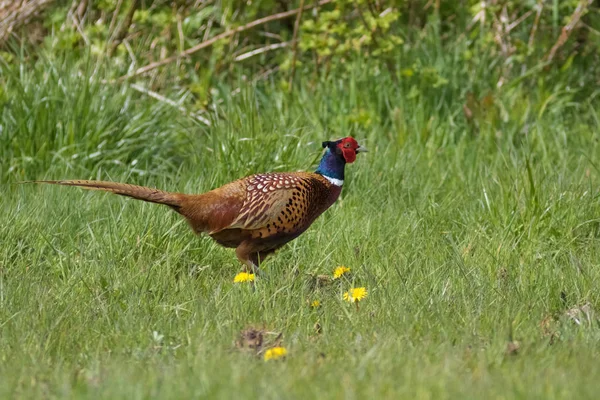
(25, 180), (182, 208)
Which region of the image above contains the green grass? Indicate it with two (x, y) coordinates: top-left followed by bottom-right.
(2, 49), (600, 398)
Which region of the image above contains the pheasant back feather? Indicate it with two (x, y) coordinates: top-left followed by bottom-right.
(227, 172), (341, 239)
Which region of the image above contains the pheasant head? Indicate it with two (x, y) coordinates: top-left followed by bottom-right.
(316, 137), (367, 185)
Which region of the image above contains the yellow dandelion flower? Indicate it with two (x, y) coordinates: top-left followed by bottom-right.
(333, 266), (351, 279)
(233, 272), (255, 283)
(264, 346), (287, 361)
(343, 287), (368, 303)
(310, 300), (321, 308)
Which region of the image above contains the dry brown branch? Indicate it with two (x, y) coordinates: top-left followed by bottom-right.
(288, 0), (305, 93)
(0, 0), (55, 44)
(116, 0), (332, 82)
(108, 0), (139, 57)
(70, 9), (89, 45)
(107, 0), (124, 41)
(545, 0), (593, 63)
(506, 9), (533, 33)
(75, 0), (87, 20)
(528, 0), (543, 50)
(65, 0), (87, 26)
(234, 41), (289, 62)
(202, 18), (213, 42)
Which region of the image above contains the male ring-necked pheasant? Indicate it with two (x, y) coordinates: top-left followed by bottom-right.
(31, 137), (366, 272)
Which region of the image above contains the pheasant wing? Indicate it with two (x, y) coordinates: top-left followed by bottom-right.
(227, 173), (317, 232)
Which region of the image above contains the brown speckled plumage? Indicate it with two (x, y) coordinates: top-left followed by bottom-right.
(27, 137), (366, 273)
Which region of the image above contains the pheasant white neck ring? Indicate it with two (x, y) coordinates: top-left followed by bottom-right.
(315, 147), (346, 184)
(324, 176), (343, 186)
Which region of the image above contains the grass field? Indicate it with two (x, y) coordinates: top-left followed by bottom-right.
(2, 47), (600, 398)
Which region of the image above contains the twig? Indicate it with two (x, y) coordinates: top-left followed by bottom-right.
(76, 0), (87, 20)
(259, 31), (283, 41)
(176, 12), (185, 54)
(70, 12), (89, 45)
(288, 0), (305, 93)
(107, 0), (124, 42)
(129, 83), (211, 126)
(492, 6), (509, 56)
(108, 0), (139, 57)
(506, 9), (533, 33)
(545, 0), (593, 63)
(234, 41), (289, 62)
(0, 0), (55, 44)
(122, 39), (137, 67)
(202, 18), (213, 42)
(115, 0), (332, 82)
(580, 21), (600, 36)
(528, 0), (543, 50)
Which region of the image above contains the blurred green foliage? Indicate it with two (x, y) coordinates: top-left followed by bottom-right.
(3, 0), (598, 89)
(1, 0), (599, 181)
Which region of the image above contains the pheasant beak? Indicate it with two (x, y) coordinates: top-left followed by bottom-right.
(356, 145), (368, 153)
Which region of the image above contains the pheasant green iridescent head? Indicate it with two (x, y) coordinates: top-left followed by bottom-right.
(315, 137), (367, 185)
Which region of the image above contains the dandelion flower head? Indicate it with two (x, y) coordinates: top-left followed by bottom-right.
(234, 272), (255, 283)
(333, 266), (351, 279)
(264, 346), (287, 361)
(310, 300), (321, 308)
(343, 287), (368, 303)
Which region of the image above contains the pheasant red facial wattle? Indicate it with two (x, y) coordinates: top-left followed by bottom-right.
(29, 137), (367, 273)
(338, 137), (361, 164)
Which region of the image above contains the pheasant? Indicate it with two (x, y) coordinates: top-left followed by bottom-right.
(29, 137), (367, 273)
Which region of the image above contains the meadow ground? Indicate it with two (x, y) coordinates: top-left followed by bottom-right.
(2, 52), (600, 399)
